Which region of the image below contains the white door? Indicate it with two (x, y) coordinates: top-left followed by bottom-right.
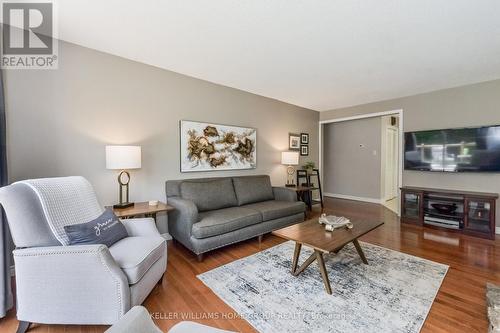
(385, 127), (399, 200)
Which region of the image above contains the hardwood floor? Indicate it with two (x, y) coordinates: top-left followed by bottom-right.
(1, 197), (499, 332)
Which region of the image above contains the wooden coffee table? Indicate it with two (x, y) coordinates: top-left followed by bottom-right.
(273, 218), (384, 294)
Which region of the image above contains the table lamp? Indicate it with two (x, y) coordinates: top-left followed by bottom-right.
(281, 151), (299, 187)
(106, 145), (141, 209)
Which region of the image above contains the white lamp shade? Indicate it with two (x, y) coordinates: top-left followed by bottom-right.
(106, 146), (142, 170)
(281, 151), (299, 165)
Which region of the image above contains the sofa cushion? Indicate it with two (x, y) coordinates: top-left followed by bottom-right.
(243, 200), (306, 221)
(109, 236), (166, 285)
(193, 207), (262, 239)
(180, 178), (237, 212)
(232, 176), (274, 206)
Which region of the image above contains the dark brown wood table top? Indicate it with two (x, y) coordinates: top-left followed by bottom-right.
(273, 218), (384, 253)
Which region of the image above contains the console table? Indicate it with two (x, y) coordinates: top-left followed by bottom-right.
(401, 186), (498, 240)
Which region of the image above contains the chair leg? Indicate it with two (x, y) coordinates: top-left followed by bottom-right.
(17, 321), (31, 333)
(197, 253), (204, 262)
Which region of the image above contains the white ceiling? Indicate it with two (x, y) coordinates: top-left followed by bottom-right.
(48, 1), (500, 110)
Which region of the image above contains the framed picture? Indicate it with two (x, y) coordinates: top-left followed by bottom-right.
(300, 133), (309, 144)
(180, 120), (257, 172)
(300, 145), (309, 156)
(289, 133), (300, 150)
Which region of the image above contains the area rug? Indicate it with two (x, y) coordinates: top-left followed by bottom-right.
(198, 241), (448, 333)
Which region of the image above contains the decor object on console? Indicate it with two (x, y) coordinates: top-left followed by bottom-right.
(106, 145), (142, 209)
(431, 202), (458, 214)
(289, 133), (300, 150)
(0, 176), (167, 333)
(166, 175), (306, 261)
(282, 151), (299, 187)
(180, 120), (256, 172)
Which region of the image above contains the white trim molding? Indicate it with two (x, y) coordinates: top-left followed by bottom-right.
(496, 227), (500, 235)
(319, 109), (403, 124)
(324, 192), (383, 204)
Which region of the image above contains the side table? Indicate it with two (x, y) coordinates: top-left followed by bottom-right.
(283, 186), (315, 212)
(112, 201), (174, 220)
(112, 202), (175, 239)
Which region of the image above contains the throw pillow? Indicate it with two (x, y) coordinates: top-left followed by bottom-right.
(64, 209), (128, 247)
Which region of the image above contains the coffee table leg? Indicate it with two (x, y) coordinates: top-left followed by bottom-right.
(293, 252), (317, 276)
(315, 250), (332, 295)
(353, 239), (368, 265)
(291, 242), (302, 274)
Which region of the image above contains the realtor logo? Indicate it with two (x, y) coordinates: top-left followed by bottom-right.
(1, 1), (58, 69)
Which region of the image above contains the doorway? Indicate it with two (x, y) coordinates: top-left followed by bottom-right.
(319, 109), (403, 216)
(381, 115), (400, 214)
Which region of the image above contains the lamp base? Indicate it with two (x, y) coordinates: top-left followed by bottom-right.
(286, 165), (296, 188)
(113, 202), (134, 209)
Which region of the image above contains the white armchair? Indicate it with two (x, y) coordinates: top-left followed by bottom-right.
(0, 176), (167, 333)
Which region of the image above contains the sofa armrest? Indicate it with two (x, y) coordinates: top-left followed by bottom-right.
(167, 197), (198, 240)
(273, 187), (297, 202)
(121, 217), (161, 237)
(13, 244), (130, 324)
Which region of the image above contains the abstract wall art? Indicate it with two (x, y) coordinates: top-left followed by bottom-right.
(180, 120), (257, 172)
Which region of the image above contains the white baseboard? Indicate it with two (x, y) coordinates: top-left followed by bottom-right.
(496, 227), (500, 235)
(324, 193), (383, 204)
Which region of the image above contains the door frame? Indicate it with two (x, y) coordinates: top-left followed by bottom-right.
(383, 123), (399, 201)
(318, 109), (404, 216)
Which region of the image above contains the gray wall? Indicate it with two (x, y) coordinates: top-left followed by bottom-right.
(321, 79), (500, 227)
(323, 117), (382, 200)
(4, 40), (319, 234)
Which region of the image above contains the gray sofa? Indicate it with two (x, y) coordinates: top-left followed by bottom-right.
(166, 175), (305, 260)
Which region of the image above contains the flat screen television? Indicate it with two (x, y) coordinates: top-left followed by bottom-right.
(404, 125), (500, 172)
